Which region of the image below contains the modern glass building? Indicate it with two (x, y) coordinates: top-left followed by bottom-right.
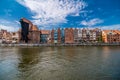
(40, 30), (50, 43)
(40, 34), (48, 43)
(54, 29), (58, 43)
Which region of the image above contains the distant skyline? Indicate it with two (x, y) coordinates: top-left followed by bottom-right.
(0, 0), (120, 31)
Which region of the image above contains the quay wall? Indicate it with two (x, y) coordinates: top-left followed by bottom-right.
(0, 43), (120, 47)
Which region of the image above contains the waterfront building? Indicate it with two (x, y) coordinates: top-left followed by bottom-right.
(51, 28), (61, 44)
(51, 29), (54, 43)
(30, 25), (40, 43)
(19, 18), (40, 43)
(11, 32), (20, 43)
(82, 28), (87, 42)
(102, 30), (120, 43)
(102, 30), (109, 43)
(40, 30), (50, 43)
(0, 30), (2, 38)
(81, 28), (99, 43)
(0, 30), (3, 43)
(89, 30), (96, 42)
(19, 18), (31, 43)
(0, 29), (12, 43)
(65, 28), (74, 43)
(77, 28), (83, 43)
(0, 32), (2, 43)
(48, 31), (52, 44)
(86, 28), (90, 41)
(54, 29), (58, 44)
(61, 28), (65, 43)
(74, 28), (78, 43)
(93, 28), (102, 42)
(57, 28), (61, 43)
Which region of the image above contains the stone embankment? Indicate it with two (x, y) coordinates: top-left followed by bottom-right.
(0, 43), (120, 47)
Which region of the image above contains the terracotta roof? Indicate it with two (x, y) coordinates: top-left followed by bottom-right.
(103, 30), (120, 34)
(40, 30), (50, 34)
(20, 18), (33, 25)
(114, 30), (120, 34)
(102, 30), (110, 34)
(32, 25), (39, 31)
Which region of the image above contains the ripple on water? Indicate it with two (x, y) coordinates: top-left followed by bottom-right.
(0, 47), (120, 80)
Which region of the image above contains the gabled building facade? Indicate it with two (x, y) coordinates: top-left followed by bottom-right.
(40, 30), (50, 43)
(51, 28), (61, 44)
(65, 28), (74, 43)
(102, 30), (120, 43)
(19, 18), (40, 43)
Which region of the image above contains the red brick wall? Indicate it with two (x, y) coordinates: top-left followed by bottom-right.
(107, 34), (120, 43)
(65, 28), (74, 43)
(57, 28), (61, 43)
(51, 29), (54, 44)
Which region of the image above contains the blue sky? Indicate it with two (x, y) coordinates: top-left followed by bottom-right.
(0, 0), (120, 31)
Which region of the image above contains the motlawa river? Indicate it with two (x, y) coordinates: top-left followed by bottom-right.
(0, 46), (120, 80)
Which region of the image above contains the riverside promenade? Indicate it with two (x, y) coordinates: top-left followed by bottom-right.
(0, 43), (120, 47)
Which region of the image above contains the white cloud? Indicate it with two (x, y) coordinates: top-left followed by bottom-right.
(17, 0), (86, 26)
(0, 19), (20, 32)
(81, 18), (103, 26)
(0, 24), (18, 32)
(96, 24), (120, 30)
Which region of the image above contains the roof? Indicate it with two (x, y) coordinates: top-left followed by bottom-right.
(32, 25), (39, 31)
(20, 18), (33, 25)
(103, 30), (120, 34)
(114, 30), (120, 34)
(40, 30), (50, 34)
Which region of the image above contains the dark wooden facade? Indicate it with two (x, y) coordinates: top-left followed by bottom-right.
(19, 18), (40, 43)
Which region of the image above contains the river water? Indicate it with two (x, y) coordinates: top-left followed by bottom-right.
(0, 46), (120, 80)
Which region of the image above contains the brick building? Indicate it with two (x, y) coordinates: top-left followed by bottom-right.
(51, 29), (54, 43)
(51, 28), (61, 44)
(102, 30), (120, 43)
(29, 25), (40, 43)
(40, 30), (50, 43)
(57, 28), (61, 43)
(19, 18), (40, 43)
(0, 29), (12, 43)
(61, 28), (65, 43)
(11, 32), (20, 43)
(65, 28), (74, 43)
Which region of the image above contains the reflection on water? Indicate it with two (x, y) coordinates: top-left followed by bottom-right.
(0, 46), (120, 80)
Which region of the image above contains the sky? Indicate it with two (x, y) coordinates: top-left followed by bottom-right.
(0, 0), (120, 32)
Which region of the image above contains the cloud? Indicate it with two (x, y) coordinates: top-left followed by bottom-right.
(96, 24), (120, 30)
(0, 19), (20, 32)
(0, 24), (17, 32)
(81, 18), (103, 26)
(16, 0), (87, 26)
